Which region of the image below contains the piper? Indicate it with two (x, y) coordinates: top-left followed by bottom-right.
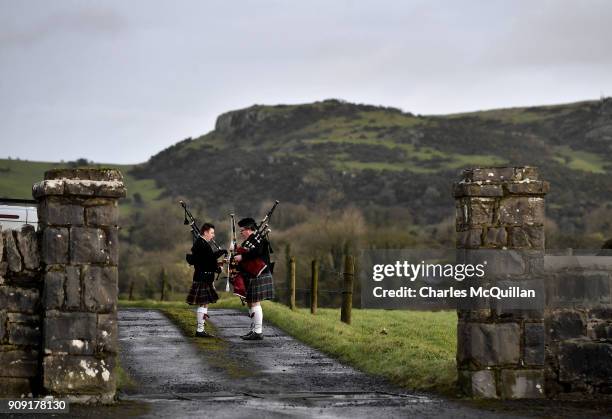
(233, 212), (277, 341)
(181, 201), (227, 338)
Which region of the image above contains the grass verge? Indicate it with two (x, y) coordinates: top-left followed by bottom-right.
(116, 359), (136, 392)
(120, 294), (457, 395)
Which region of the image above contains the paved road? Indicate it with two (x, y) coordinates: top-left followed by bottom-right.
(7, 309), (612, 419)
(6, 308), (610, 418)
(114, 308), (518, 418)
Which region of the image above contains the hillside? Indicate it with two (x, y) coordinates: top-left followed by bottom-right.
(130, 98), (612, 233)
(2, 98), (611, 234)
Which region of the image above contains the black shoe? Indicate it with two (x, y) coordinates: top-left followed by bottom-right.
(195, 330), (215, 338)
(240, 330), (254, 339)
(241, 332), (263, 341)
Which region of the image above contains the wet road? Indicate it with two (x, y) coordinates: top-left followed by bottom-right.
(114, 308), (519, 418)
(11, 308), (610, 419)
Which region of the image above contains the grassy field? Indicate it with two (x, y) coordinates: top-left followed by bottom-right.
(0, 158), (165, 215)
(120, 294), (458, 395)
(332, 155), (506, 174)
(304, 135), (506, 174)
(552, 145), (608, 174)
(0, 159), (64, 199)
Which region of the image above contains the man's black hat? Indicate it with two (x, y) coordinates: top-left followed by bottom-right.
(238, 217), (257, 230)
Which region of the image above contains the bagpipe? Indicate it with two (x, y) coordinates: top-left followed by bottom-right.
(180, 200), (224, 273)
(228, 201), (279, 300)
(242, 200), (279, 251)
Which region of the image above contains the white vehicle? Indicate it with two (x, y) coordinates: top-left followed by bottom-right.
(0, 199), (38, 231)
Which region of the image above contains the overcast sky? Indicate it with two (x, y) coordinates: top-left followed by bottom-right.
(1, 0), (611, 164)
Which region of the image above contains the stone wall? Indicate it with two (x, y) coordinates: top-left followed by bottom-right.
(0, 225), (42, 397)
(0, 168), (125, 403)
(544, 254), (612, 395)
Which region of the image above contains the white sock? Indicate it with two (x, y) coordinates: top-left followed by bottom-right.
(252, 305), (263, 334)
(197, 307), (207, 332)
(248, 308), (254, 331)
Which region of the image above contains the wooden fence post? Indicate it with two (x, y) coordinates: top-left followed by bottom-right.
(128, 282), (134, 301)
(290, 257), (296, 310)
(285, 244), (292, 305)
(311, 259), (319, 314)
(160, 268), (167, 301)
(341, 255), (354, 324)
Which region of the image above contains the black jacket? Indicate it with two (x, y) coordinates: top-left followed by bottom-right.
(241, 234), (271, 265)
(192, 238), (225, 282)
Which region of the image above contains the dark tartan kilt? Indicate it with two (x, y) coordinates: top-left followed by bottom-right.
(246, 270), (275, 303)
(186, 274), (219, 305)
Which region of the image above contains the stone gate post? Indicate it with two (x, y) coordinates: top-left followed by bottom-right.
(33, 169), (125, 403)
(454, 167), (549, 399)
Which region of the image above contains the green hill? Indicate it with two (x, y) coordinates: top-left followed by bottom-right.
(2, 98), (612, 234)
(131, 98), (612, 233)
(4, 98), (612, 299)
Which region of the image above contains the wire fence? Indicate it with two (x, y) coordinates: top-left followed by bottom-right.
(122, 255), (358, 324)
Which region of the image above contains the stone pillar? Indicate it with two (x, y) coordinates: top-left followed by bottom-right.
(454, 167), (549, 399)
(33, 169), (126, 403)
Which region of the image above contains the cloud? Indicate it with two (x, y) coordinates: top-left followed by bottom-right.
(480, 0), (612, 68)
(0, 5), (126, 49)
(1, 0), (612, 163)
